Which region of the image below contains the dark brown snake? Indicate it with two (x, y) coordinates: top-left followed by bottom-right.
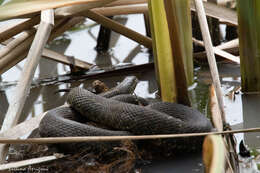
(39, 76), (213, 151)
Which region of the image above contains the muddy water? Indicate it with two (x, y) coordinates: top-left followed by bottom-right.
(0, 14), (259, 172)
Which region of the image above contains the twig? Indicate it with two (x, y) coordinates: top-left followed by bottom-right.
(190, 0), (238, 26)
(192, 38), (240, 64)
(0, 9), (54, 163)
(92, 4), (148, 17)
(1, 10), (54, 132)
(0, 154), (64, 171)
(217, 38), (238, 50)
(0, 17), (84, 75)
(106, 0), (147, 7)
(54, 0), (116, 17)
(0, 113), (46, 138)
(42, 48), (92, 70)
(83, 10), (152, 49)
(193, 0), (227, 123)
(0, 29), (36, 59)
(0, 127), (259, 144)
(0, 15), (40, 43)
(1, 37), (92, 70)
(210, 85), (223, 131)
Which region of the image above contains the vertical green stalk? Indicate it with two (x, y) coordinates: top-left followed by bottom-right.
(165, 0), (194, 86)
(164, 0), (193, 105)
(148, 0), (177, 103)
(237, 0), (260, 92)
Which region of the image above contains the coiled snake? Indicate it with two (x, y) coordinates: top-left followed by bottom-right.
(39, 76), (213, 151)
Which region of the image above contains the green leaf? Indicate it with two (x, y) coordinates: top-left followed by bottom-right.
(148, 0), (177, 103)
(0, 0), (115, 21)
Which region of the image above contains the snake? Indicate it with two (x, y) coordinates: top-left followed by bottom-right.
(39, 76), (213, 152)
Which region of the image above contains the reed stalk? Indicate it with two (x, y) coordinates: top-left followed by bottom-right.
(193, 0), (226, 123)
(83, 10), (152, 49)
(237, 0), (260, 92)
(148, 0), (178, 103)
(92, 4), (148, 16)
(1, 9), (54, 132)
(107, 0), (147, 7)
(0, 17), (84, 75)
(0, 127), (259, 144)
(164, 0), (194, 86)
(0, 29), (36, 59)
(203, 135), (225, 173)
(0, 15), (40, 43)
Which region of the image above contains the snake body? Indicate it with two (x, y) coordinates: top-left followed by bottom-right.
(39, 76), (213, 151)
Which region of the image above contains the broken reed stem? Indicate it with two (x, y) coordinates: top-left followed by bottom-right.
(193, 0), (227, 124)
(106, 0), (147, 7)
(1, 9), (54, 132)
(1, 37), (92, 70)
(83, 10), (152, 49)
(92, 4), (148, 16)
(42, 48), (92, 70)
(0, 15), (40, 43)
(0, 33), (36, 74)
(0, 17), (84, 75)
(0, 127), (259, 144)
(0, 10), (54, 163)
(0, 154), (64, 171)
(0, 29), (36, 59)
(192, 37), (240, 64)
(49, 17), (84, 41)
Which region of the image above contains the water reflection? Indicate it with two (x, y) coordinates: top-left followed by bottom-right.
(242, 94), (260, 149)
(142, 153), (203, 173)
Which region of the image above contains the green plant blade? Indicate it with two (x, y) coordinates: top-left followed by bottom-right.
(148, 0), (177, 103)
(165, 0), (193, 86)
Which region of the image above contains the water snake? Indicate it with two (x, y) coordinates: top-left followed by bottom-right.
(39, 76), (213, 151)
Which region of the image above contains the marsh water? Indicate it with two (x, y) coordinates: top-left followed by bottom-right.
(0, 14), (260, 172)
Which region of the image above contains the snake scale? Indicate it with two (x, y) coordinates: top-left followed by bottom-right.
(39, 76), (213, 152)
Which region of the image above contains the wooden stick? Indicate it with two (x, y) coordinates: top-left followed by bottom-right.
(192, 38), (240, 64)
(42, 48), (92, 70)
(54, 0), (116, 17)
(0, 127), (259, 144)
(210, 85), (223, 131)
(1, 37), (93, 70)
(83, 10), (152, 49)
(0, 15), (40, 43)
(55, 0), (146, 16)
(49, 17), (84, 41)
(0, 29), (36, 59)
(194, 47), (239, 60)
(0, 17), (84, 75)
(106, 0), (147, 7)
(203, 135), (225, 173)
(92, 4), (148, 16)
(0, 113), (46, 138)
(0, 154), (64, 171)
(1, 9), (54, 132)
(216, 38), (238, 50)
(190, 0), (238, 26)
(193, 0), (226, 123)
(0, 10), (54, 163)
